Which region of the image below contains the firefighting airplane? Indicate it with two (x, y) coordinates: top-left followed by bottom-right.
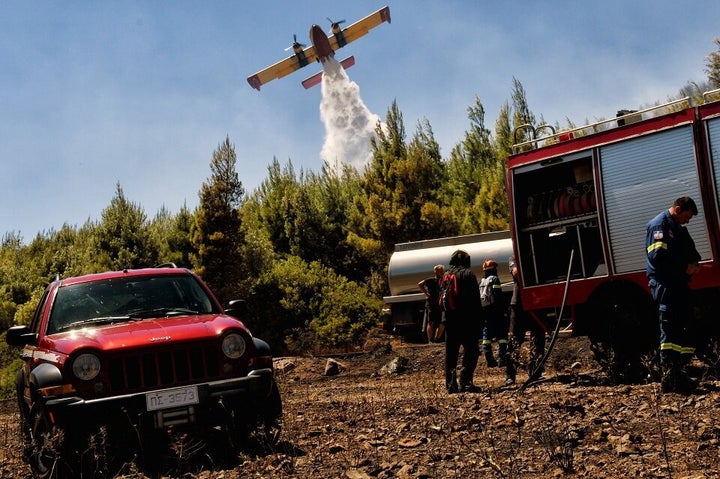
(246, 6), (391, 90)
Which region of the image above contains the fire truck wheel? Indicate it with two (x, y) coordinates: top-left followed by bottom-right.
(688, 289), (720, 375)
(584, 280), (657, 384)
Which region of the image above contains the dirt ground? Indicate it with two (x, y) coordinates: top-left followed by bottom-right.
(1, 335), (720, 478)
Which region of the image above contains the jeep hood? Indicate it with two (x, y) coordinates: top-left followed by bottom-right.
(46, 314), (249, 354)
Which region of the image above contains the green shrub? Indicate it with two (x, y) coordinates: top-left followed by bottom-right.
(313, 278), (382, 350)
(13, 287), (43, 326)
(0, 332), (21, 400)
(245, 255), (382, 355)
(0, 299), (16, 330)
(0, 358), (21, 400)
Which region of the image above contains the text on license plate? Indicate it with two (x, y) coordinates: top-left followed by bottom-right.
(146, 385), (199, 411)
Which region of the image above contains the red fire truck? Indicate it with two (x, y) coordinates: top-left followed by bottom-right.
(507, 90), (720, 379)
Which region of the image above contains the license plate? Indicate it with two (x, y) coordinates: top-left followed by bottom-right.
(146, 385), (199, 411)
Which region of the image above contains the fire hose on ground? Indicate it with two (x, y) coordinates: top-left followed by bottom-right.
(519, 249), (574, 392)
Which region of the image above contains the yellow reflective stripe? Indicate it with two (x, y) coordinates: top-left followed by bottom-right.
(660, 342), (683, 353)
(482, 339), (492, 345)
(647, 241), (667, 254)
(660, 343), (695, 354)
(492, 284), (502, 289)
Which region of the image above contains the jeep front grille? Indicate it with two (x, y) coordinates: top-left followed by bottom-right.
(108, 345), (221, 392)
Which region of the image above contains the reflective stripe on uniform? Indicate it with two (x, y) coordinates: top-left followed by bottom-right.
(660, 342), (696, 355)
(647, 241), (667, 254)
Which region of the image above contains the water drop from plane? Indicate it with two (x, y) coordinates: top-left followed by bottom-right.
(319, 57), (382, 173)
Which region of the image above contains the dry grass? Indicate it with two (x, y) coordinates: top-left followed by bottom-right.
(2, 337), (720, 478)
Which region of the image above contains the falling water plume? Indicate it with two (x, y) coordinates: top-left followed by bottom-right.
(319, 57), (382, 174)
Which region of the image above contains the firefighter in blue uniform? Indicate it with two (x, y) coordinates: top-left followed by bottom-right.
(645, 196), (701, 393)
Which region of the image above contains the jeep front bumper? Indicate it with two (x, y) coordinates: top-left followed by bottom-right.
(42, 368), (275, 428)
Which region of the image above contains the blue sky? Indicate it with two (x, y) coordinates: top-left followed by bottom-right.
(2, 1), (719, 242)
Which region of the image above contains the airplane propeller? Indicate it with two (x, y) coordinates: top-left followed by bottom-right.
(327, 17), (346, 30)
(284, 34), (306, 51)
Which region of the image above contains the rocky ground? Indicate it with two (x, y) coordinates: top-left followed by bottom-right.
(1, 335), (720, 478)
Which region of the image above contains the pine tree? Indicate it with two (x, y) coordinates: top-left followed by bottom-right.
(192, 136), (244, 303)
(705, 37), (720, 88)
(445, 97), (508, 233)
(354, 101), (451, 251)
(96, 183), (157, 270)
(254, 158), (299, 256)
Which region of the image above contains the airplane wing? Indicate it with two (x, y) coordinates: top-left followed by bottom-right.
(247, 45), (319, 90)
(328, 6), (391, 51)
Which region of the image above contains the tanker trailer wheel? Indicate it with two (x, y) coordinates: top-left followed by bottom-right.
(584, 280), (658, 384)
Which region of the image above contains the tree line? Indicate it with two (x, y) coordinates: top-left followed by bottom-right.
(0, 83), (529, 353)
(2, 41), (720, 357)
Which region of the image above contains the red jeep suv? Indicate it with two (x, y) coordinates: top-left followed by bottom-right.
(7, 266), (282, 477)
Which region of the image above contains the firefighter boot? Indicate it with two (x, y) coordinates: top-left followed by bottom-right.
(675, 366), (698, 394)
(484, 350), (498, 368)
(676, 356), (698, 394)
(661, 358), (680, 394)
(661, 369), (676, 393)
(504, 358), (516, 386)
(498, 342), (508, 368)
(446, 369), (459, 394)
(528, 358), (545, 379)
(459, 370), (480, 393)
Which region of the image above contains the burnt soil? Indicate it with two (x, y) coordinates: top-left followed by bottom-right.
(1, 335), (720, 478)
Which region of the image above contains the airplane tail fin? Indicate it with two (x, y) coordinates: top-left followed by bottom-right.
(302, 56), (356, 89)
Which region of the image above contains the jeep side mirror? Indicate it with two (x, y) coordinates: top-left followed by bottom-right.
(6, 325), (38, 346)
(225, 299), (247, 319)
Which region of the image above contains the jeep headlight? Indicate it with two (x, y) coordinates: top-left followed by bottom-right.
(72, 353), (101, 381)
(222, 333), (246, 359)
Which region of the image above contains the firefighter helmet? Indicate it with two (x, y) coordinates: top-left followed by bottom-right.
(483, 259), (498, 270)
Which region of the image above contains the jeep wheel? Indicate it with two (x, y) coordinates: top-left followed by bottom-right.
(259, 381), (283, 445)
(224, 381), (283, 450)
(27, 404), (70, 479)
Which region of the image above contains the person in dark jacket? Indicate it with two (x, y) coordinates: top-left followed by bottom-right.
(440, 249), (483, 393)
(646, 196), (701, 393)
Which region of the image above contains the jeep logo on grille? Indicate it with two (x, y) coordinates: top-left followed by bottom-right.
(149, 336), (171, 342)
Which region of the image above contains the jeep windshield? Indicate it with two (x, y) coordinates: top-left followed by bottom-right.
(48, 274), (217, 334)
